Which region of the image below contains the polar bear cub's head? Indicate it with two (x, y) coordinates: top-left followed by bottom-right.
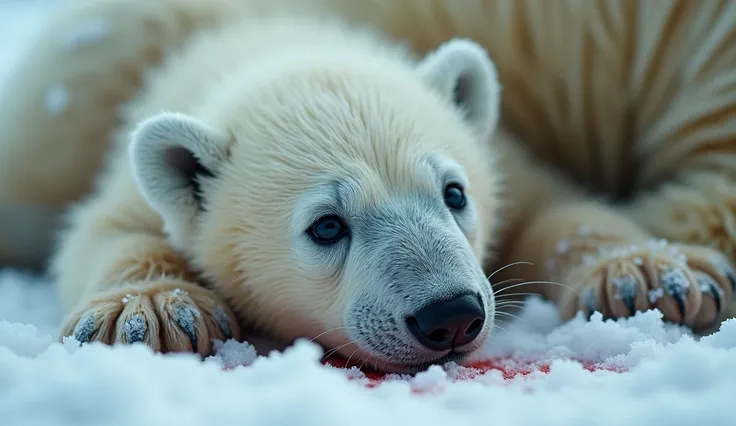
(129, 38), (502, 373)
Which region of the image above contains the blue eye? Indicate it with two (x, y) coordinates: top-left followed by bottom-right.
(308, 214), (348, 245)
(443, 183), (466, 210)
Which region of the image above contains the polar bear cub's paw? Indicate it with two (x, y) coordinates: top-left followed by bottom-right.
(59, 280), (241, 355)
(559, 240), (735, 332)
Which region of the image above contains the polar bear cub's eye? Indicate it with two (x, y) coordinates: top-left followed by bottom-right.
(443, 183), (467, 210)
(308, 214), (349, 245)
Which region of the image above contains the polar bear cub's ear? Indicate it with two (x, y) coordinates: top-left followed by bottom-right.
(129, 112), (231, 240)
(417, 38), (501, 139)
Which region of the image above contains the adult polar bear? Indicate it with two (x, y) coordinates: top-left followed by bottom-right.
(0, 0), (735, 371)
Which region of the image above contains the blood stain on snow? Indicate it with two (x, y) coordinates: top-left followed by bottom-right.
(320, 355), (626, 393)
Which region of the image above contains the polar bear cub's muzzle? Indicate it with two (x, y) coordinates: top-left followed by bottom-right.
(340, 185), (494, 371)
(291, 156), (496, 373)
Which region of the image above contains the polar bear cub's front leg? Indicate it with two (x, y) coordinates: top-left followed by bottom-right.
(504, 201), (735, 332)
(56, 227), (241, 354)
(56, 114), (242, 354)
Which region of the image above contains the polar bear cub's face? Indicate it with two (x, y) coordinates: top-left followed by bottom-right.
(129, 39), (502, 373)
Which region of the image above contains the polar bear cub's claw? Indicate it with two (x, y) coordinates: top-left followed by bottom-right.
(559, 241), (735, 332)
(61, 280), (240, 356)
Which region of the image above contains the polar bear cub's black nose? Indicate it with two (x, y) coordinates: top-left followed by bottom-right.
(406, 293), (485, 351)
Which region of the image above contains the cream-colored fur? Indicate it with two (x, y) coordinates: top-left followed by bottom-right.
(0, 0), (734, 371)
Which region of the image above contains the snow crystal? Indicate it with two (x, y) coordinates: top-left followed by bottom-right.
(2, 2), (736, 426)
(661, 268), (690, 296)
(648, 287), (665, 304)
(697, 275), (724, 297)
(63, 17), (110, 51)
(44, 84), (70, 115)
(205, 339), (259, 370)
(121, 313), (147, 343)
(555, 239), (569, 255)
(170, 288), (187, 297)
(576, 225), (591, 236)
(173, 302), (199, 327)
(612, 275), (638, 300)
(71, 313), (96, 342)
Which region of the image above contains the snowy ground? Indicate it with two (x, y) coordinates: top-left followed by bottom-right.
(1, 1), (736, 425)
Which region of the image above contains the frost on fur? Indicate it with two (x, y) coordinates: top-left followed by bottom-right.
(417, 38), (501, 139)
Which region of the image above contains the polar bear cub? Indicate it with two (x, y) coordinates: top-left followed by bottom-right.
(54, 16), (502, 373)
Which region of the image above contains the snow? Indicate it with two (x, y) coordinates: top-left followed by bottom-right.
(62, 17), (110, 52)
(44, 85), (70, 116)
(1, 1), (736, 425)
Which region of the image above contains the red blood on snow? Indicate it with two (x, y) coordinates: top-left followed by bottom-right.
(320, 354), (625, 389)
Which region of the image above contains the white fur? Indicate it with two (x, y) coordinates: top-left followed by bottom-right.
(416, 39), (501, 139)
(129, 112), (232, 248)
(33, 14), (506, 373)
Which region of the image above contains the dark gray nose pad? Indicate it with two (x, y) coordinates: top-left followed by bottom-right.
(405, 293), (485, 351)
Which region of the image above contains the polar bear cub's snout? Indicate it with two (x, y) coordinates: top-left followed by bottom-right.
(406, 293), (486, 351)
(339, 189), (495, 371)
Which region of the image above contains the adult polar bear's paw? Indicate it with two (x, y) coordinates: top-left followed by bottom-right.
(560, 241), (735, 332)
(60, 280), (240, 355)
